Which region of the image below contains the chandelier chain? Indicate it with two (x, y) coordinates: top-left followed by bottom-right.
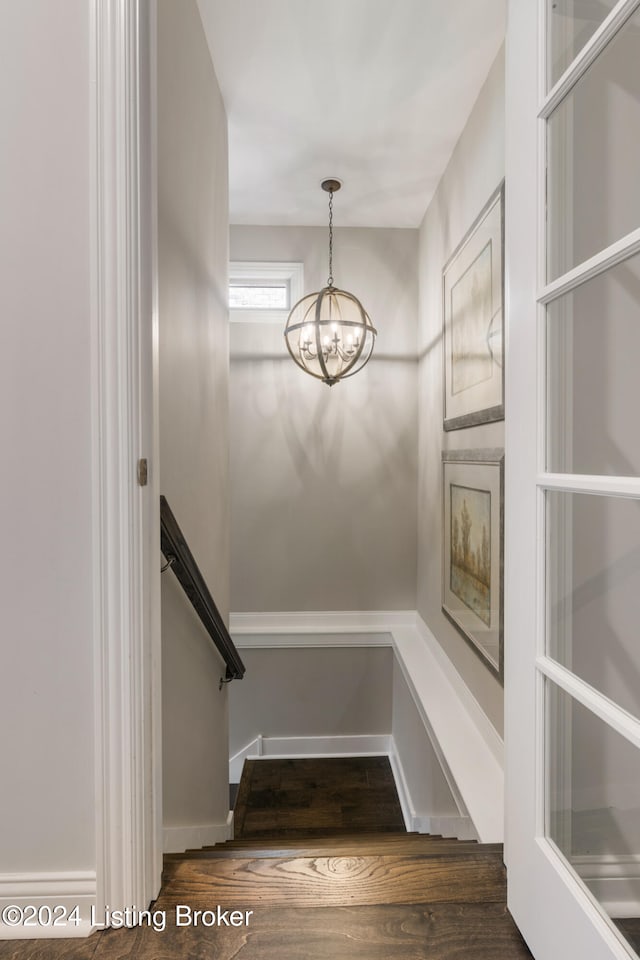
(327, 189), (334, 287)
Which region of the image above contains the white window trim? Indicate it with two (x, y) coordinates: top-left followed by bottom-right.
(229, 261), (304, 323)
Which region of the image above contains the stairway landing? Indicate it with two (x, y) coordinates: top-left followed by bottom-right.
(232, 755), (406, 839)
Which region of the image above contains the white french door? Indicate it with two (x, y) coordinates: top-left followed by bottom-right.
(506, 1), (640, 958)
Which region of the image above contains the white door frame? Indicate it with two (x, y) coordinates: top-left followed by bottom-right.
(91, 0), (162, 915)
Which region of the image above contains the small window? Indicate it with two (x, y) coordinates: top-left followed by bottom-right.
(229, 284), (289, 311)
(229, 261), (304, 323)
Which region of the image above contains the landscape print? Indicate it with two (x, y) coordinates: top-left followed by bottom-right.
(450, 240), (493, 396)
(442, 183), (504, 432)
(450, 483), (491, 627)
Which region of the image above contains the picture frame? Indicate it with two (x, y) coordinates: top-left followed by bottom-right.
(442, 449), (504, 682)
(442, 182), (504, 431)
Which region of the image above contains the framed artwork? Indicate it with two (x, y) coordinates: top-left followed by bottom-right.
(442, 449), (504, 682)
(442, 182), (504, 431)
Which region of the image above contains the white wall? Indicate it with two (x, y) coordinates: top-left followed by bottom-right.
(0, 0), (95, 874)
(417, 47), (505, 736)
(157, 0), (231, 843)
(229, 225), (418, 613)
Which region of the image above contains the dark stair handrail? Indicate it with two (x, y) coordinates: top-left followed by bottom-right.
(160, 495), (245, 685)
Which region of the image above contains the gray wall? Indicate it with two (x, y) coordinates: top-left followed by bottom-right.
(417, 48), (505, 736)
(229, 646), (459, 823)
(229, 225), (419, 612)
(158, 0), (231, 837)
(0, 0), (95, 873)
(229, 646), (394, 757)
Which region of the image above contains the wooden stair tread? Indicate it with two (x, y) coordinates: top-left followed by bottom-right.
(161, 851), (507, 908)
(153, 900), (528, 960)
(167, 839), (500, 861)
(230, 901), (532, 959)
(5, 902), (532, 960)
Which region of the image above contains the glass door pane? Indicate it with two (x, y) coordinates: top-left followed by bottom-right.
(548, 0), (620, 87)
(547, 491), (640, 720)
(547, 6), (640, 280)
(546, 252), (640, 476)
(547, 681), (640, 955)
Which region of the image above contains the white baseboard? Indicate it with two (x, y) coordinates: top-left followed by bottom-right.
(573, 854), (640, 918)
(388, 737), (476, 839)
(583, 880), (640, 919)
(230, 734), (393, 784)
(0, 872), (96, 939)
(415, 815), (479, 841)
(162, 812), (233, 854)
(387, 740), (414, 831)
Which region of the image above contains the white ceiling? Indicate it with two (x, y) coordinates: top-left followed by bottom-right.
(197, 0), (506, 228)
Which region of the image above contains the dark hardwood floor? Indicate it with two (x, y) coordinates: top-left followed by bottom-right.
(232, 755), (406, 839)
(0, 757), (536, 959)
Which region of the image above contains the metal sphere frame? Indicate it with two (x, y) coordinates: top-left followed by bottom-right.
(283, 180), (377, 386)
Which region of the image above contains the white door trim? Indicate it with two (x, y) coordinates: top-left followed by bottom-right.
(91, 0), (161, 917)
(506, 1), (640, 957)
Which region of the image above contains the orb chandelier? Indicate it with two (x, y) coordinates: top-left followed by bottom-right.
(284, 179), (377, 386)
